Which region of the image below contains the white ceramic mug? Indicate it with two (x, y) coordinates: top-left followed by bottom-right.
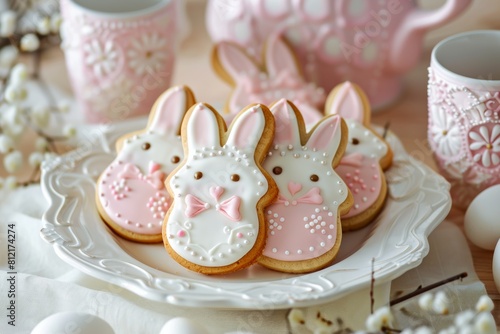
(428, 30), (500, 209)
(60, 0), (178, 123)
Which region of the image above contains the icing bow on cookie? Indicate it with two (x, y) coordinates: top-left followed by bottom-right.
(276, 187), (323, 205)
(118, 162), (166, 190)
(184, 186), (242, 222)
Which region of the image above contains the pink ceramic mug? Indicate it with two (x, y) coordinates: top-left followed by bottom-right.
(428, 30), (500, 210)
(60, 0), (177, 123)
(206, 0), (471, 109)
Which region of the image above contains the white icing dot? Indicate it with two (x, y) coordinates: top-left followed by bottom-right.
(304, 224), (309, 228)
(274, 213), (278, 218)
(316, 225), (321, 230)
(309, 246), (315, 252)
(315, 208), (320, 213)
(147, 223), (153, 228)
(310, 229), (315, 233)
(311, 215), (316, 219)
(268, 210), (272, 215)
(271, 231), (275, 235)
(297, 250), (302, 254)
(236, 244), (241, 248)
(248, 232), (254, 237)
(321, 230), (326, 234)
(328, 235), (333, 239)
(329, 224), (335, 229)
(303, 217), (309, 222)
(328, 212), (333, 217)
(320, 242), (326, 247)
(272, 248), (277, 253)
(323, 206), (328, 211)
(321, 221), (326, 227)
(210, 257), (215, 262)
(309, 222), (314, 227)
(135, 223), (142, 227)
(277, 226), (282, 230)
(199, 256), (204, 261)
(285, 250), (290, 255)
(218, 253), (224, 258)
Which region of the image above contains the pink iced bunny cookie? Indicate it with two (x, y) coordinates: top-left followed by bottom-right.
(326, 82), (393, 231)
(259, 99), (352, 273)
(163, 103), (277, 275)
(96, 86), (196, 243)
(213, 36), (324, 129)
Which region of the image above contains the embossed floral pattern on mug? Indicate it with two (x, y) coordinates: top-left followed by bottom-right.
(428, 66), (500, 209)
(60, 0), (177, 123)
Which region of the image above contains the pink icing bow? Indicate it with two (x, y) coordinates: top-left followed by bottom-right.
(184, 191), (242, 222)
(118, 163), (166, 190)
(339, 153), (364, 167)
(277, 187), (323, 205)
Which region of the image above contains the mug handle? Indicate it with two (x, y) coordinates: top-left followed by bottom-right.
(389, 0), (472, 73)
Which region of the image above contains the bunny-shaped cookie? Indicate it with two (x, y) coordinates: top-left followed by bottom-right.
(163, 103), (277, 274)
(326, 82), (393, 231)
(213, 36), (324, 129)
(96, 86), (195, 243)
(259, 99), (352, 273)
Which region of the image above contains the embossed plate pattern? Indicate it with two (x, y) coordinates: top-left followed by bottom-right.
(40, 118), (451, 309)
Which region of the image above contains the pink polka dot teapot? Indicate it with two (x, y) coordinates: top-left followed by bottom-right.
(206, 0), (471, 109)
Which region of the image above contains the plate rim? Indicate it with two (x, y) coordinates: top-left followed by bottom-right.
(40, 118), (451, 309)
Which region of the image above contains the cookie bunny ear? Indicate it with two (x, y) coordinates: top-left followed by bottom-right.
(270, 99), (302, 147)
(326, 82), (370, 125)
(214, 41), (260, 84)
(186, 104), (222, 152)
(226, 104), (270, 150)
(148, 86), (195, 135)
(265, 36), (300, 76)
(307, 115), (342, 157)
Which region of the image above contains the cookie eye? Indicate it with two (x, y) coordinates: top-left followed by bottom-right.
(142, 142), (151, 150)
(272, 166), (283, 175)
(310, 174), (319, 182)
(194, 171), (203, 180)
(230, 174), (240, 182)
(351, 138), (360, 145)
(171, 155), (180, 164)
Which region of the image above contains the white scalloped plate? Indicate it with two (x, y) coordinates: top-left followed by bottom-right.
(40, 118), (451, 309)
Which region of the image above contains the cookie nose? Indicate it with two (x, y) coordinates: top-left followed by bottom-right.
(149, 161), (161, 174)
(288, 181), (302, 196)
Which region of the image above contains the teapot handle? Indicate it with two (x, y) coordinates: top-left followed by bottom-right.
(389, 0), (472, 73)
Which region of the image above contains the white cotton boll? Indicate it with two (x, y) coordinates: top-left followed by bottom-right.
(29, 152), (44, 167)
(63, 124), (77, 137)
(4, 150), (23, 173)
(5, 176), (17, 189)
(1, 105), (25, 136)
(0, 45), (19, 68)
(50, 13), (62, 33)
(432, 291), (450, 315)
(31, 106), (51, 128)
(287, 309), (305, 328)
(0, 134), (14, 153)
(475, 295), (494, 312)
(454, 310), (475, 327)
(0, 11), (16, 37)
(374, 306), (393, 328)
(458, 325), (475, 334)
(57, 100), (70, 113)
(35, 137), (49, 152)
(414, 327), (433, 334)
(474, 312), (497, 334)
(36, 17), (51, 35)
(20, 33), (40, 52)
(9, 63), (28, 85)
(4, 83), (27, 103)
(418, 293), (434, 311)
(365, 313), (383, 332)
(439, 326), (458, 334)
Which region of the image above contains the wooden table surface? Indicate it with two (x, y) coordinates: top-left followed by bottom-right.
(39, 0), (500, 327)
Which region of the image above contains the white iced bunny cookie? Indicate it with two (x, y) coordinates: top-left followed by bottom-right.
(259, 99), (352, 274)
(326, 82), (393, 231)
(212, 36), (324, 129)
(96, 86), (196, 243)
(163, 103), (277, 275)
